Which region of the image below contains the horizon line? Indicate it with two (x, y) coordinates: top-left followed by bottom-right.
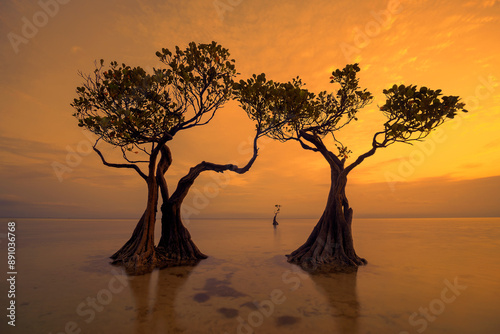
(2, 216), (500, 220)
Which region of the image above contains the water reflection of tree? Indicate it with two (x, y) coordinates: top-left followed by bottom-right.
(309, 271), (359, 334)
(273, 223), (282, 249)
(128, 265), (197, 333)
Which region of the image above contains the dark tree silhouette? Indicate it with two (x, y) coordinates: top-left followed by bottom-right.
(235, 64), (467, 272)
(72, 42), (273, 274)
(273, 204), (281, 226)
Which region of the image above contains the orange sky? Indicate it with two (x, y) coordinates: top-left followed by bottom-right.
(0, 0), (499, 219)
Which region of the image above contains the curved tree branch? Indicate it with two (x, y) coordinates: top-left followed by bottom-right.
(343, 130), (387, 175)
(299, 130), (342, 171)
(297, 138), (319, 152)
(93, 141), (148, 181)
(169, 131), (260, 204)
(343, 147), (377, 176)
(120, 146), (149, 164)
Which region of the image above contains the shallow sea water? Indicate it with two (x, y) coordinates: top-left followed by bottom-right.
(1, 217), (499, 333)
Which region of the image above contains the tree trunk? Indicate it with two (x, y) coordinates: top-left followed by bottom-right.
(155, 147), (207, 267)
(286, 169), (366, 272)
(155, 148), (259, 267)
(110, 177), (158, 275)
(156, 200), (207, 267)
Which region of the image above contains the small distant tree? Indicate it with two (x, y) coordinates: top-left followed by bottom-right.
(235, 64), (467, 271)
(273, 204), (281, 225)
(72, 42), (273, 274)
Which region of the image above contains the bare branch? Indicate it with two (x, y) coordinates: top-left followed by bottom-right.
(343, 146), (377, 176)
(344, 130), (387, 175)
(295, 137), (319, 152)
(120, 146), (149, 164)
(93, 140), (148, 181)
(169, 130), (260, 204)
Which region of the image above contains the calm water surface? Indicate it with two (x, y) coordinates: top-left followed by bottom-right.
(1, 217), (499, 333)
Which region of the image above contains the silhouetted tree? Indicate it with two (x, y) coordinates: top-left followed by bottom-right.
(273, 204), (281, 226)
(72, 42), (271, 274)
(235, 64), (467, 272)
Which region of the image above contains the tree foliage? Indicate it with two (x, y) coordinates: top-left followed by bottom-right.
(235, 63), (467, 166)
(71, 41), (237, 160)
(233, 74), (316, 137)
(377, 84), (466, 146)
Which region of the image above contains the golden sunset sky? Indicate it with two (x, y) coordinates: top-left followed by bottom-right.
(0, 0), (499, 219)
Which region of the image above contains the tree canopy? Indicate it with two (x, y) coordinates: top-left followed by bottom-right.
(71, 42), (237, 174)
(235, 63), (467, 170)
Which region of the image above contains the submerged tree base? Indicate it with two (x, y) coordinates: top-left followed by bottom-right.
(286, 253), (367, 274)
(155, 247), (207, 269)
(110, 218), (208, 275)
(109, 211), (159, 275)
(111, 249), (207, 275)
(156, 202), (208, 270)
(285, 204), (367, 274)
(286, 235), (368, 274)
(111, 252), (158, 276)
(150, 240), (208, 272)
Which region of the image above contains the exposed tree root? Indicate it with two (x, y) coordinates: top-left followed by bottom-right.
(286, 205), (367, 273)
